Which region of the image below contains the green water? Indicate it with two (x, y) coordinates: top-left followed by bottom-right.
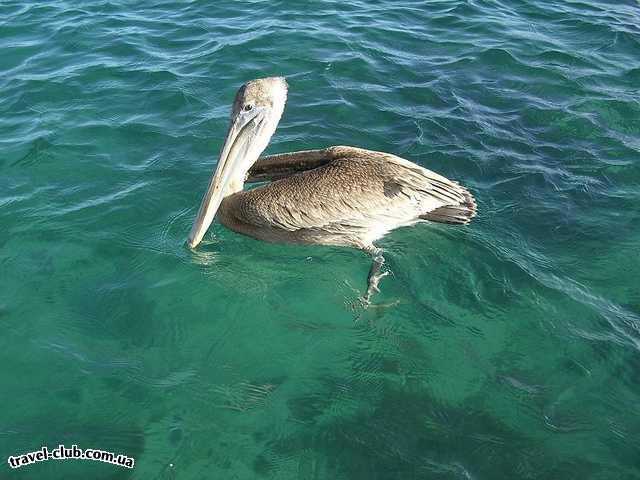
(2, 0), (640, 478)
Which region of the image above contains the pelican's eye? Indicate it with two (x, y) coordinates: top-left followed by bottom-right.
(243, 104), (253, 112)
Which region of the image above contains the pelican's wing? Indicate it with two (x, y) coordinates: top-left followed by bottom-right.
(237, 147), (476, 239)
(248, 146), (397, 182)
(247, 149), (333, 183)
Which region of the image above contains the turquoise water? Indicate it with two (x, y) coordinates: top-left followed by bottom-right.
(2, 0), (640, 478)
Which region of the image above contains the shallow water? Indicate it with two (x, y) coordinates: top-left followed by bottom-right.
(2, 0), (640, 478)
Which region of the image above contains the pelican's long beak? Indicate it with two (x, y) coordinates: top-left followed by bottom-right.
(187, 106), (266, 248)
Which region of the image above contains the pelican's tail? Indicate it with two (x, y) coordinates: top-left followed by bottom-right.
(420, 186), (477, 225)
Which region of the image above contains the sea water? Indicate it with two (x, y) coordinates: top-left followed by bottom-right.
(1, 1), (639, 478)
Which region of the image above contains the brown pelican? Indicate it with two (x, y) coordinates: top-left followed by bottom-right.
(188, 77), (476, 300)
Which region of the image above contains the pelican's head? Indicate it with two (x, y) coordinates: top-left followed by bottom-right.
(187, 77), (288, 248)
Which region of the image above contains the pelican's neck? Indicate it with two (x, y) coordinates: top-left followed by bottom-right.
(222, 110), (284, 197)
(221, 140), (269, 196)
(224, 171), (248, 196)
(221, 143), (266, 197)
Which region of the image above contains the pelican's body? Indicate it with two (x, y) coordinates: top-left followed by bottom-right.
(188, 77), (476, 299)
(220, 145), (475, 249)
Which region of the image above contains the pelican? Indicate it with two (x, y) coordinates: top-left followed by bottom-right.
(188, 77), (476, 300)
